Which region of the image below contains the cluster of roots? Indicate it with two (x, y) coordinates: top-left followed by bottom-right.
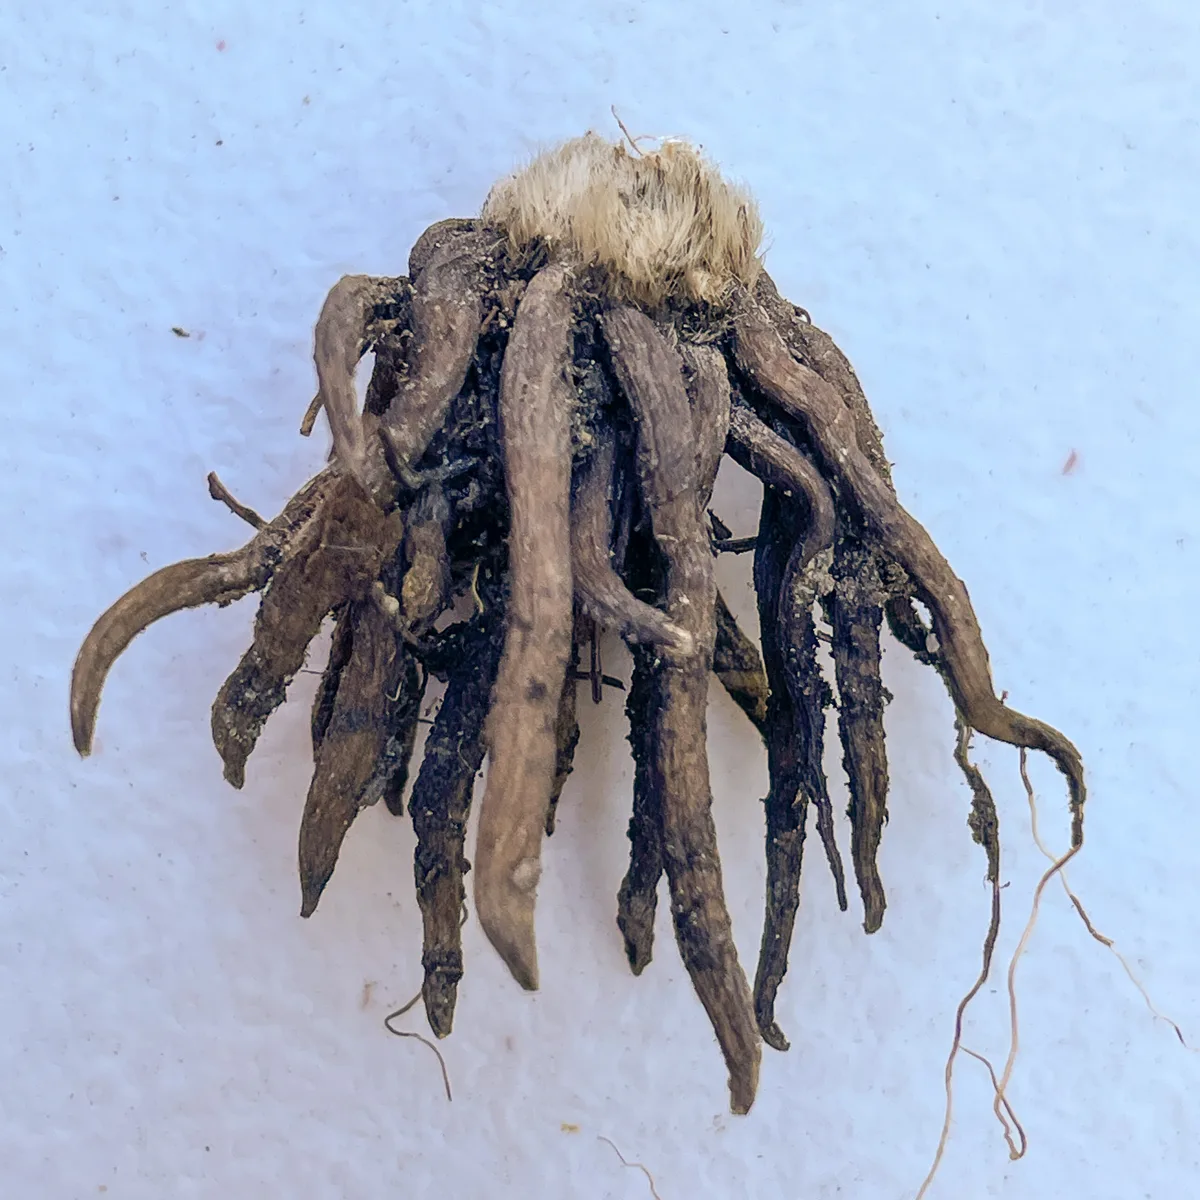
(70, 134), (1084, 1115)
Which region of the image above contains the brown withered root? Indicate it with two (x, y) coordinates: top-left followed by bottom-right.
(70, 131), (1085, 1116)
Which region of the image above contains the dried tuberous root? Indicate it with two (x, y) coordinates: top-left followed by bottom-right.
(308, 594), (426, 822)
(298, 598), (415, 916)
(603, 305), (761, 1115)
(71, 141), (1094, 1131)
(680, 342), (732, 507)
(570, 421), (692, 655)
(732, 301), (1086, 839)
(544, 623), (582, 838)
(685, 349), (772, 731)
(70, 468), (339, 756)
(210, 476), (403, 789)
(410, 595), (506, 1036)
(825, 533), (890, 933)
(750, 488), (809, 1050)
(309, 274), (406, 484)
(400, 486), (453, 631)
(473, 262), (577, 993)
(377, 231), (491, 492)
(776, 482), (846, 919)
(728, 399), (849, 1036)
(615, 528), (668, 976)
(750, 474), (842, 1048)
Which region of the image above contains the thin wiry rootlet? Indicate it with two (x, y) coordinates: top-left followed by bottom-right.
(70, 133), (1085, 1116)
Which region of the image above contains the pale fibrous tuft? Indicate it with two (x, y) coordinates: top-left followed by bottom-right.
(482, 133), (764, 306)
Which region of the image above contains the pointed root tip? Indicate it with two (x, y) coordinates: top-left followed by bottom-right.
(477, 895), (540, 992)
(70, 661), (100, 757)
(476, 856), (543, 990)
(492, 926), (540, 992)
(71, 712), (94, 758)
(299, 875), (329, 919)
(299, 832), (343, 920)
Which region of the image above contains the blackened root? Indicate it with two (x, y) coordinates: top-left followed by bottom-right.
(616, 621), (666, 975)
(410, 599), (506, 1037)
(604, 305), (761, 1115)
(751, 488), (807, 1050)
(571, 421), (692, 654)
(211, 478), (403, 788)
(825, 534), (890, 932)
(733, 305), (1086, 842)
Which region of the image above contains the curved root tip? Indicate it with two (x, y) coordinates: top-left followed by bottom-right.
(476, 876), (541, 992)
(71, 695), (95, 757)
(313, 274), (400, 476)
(760, 1021), (790, 1053)
(862, 904), (885, 936)
(70, 639), (105, 754)
(71, 554), (262, 761)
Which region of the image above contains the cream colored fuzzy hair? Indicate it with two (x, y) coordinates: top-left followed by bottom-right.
(482, 133), (763, 307)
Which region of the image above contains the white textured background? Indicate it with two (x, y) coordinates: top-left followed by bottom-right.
(3, 3), (1199, 1197)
